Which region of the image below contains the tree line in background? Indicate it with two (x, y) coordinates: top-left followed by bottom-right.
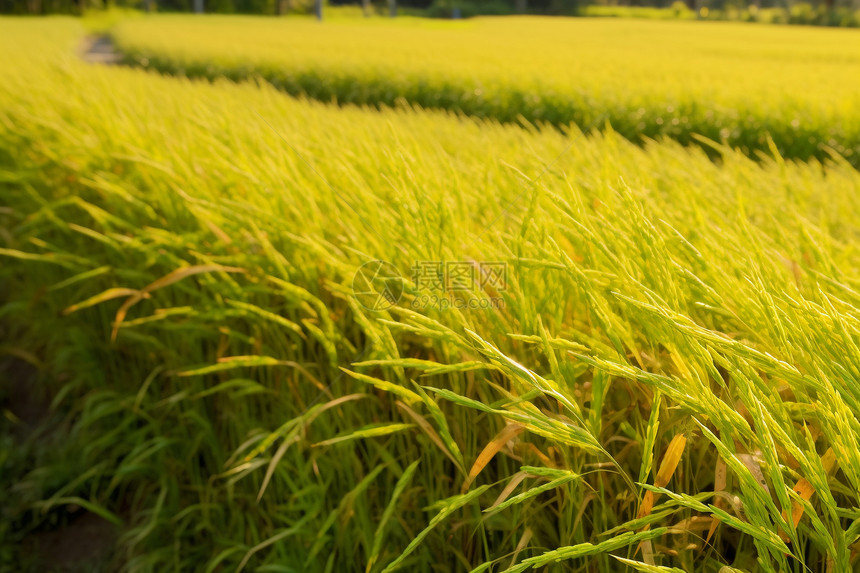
(2, 0), (859, 28)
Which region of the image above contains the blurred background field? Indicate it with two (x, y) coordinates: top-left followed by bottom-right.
(110, 15), (860, 165)
(2, 11), (860, 573)
(3, 0), (860, 27)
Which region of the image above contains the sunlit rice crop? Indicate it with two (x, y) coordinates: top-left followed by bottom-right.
(2, 17), (860, 573)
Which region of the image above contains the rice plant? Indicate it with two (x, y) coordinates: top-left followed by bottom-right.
(1, 17), (860, 573)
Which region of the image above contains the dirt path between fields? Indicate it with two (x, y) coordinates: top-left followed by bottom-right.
(80, 35), (122, 65)
(1, 357), (118, 570)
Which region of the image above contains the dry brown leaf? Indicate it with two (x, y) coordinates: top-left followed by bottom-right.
(779, 448), (838, 542)
(63, 287), (142, 315)
(638, 433), (687, 520)
(507, 527), (533, 569)
(707, 457), (728, 543)
(396, 401), (464, 474)
(737, 452), (770, 494)
(487, 471), (528, 511)
(636, 433), (687, 565)
(111, 264), (244, 340)
(462, 423), (525, 493)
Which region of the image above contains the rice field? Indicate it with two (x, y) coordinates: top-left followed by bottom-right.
(2, 15), (860, 573)
(109, 15), (860, 165)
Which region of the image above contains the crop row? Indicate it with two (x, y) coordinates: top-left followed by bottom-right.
(110, 15), (860, 165)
